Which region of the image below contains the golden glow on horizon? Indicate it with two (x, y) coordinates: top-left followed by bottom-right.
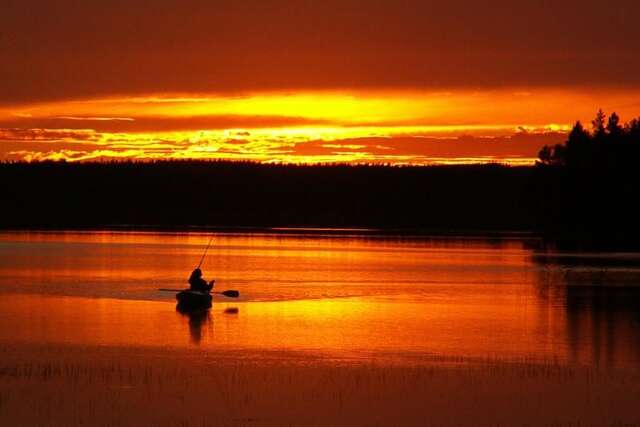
(0, 124), (549, 164)
(1, 89), (639, 164)
(6, 89), (639, 125)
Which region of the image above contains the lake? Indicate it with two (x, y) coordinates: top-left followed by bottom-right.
(1, 230), (639, 426)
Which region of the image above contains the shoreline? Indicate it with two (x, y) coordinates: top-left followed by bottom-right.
(0, 225), (538, 239)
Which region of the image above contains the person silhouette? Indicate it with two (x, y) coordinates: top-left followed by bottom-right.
(188, 268), (215, 292)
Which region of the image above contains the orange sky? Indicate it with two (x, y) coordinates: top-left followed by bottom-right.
(2, 1), (639, 164)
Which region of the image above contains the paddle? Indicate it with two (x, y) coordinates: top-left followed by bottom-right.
(158, 288), (240, 298)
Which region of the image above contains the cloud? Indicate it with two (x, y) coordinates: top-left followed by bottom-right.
(291, 132), (564, 159)
(0, 115), (331, 133)
(0, 128), (100, 142)
(2, 1), (640, 104)
(54, 116), (135, 122)
(1, 127), (564, 165)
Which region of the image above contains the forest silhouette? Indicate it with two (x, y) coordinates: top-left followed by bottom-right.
(534, 110), (640, 247)
(538, 110), (640, 169)
(1, 111), (639, 248)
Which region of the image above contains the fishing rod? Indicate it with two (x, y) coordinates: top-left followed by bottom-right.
(196, 234), (215, 269)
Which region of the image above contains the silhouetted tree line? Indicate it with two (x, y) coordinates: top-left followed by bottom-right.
(534, 110), (640, 248)
(539, 110), (640, 169)
(0, 161), (535, 232)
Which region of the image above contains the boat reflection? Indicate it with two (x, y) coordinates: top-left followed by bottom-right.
(176, 306), (212, 345)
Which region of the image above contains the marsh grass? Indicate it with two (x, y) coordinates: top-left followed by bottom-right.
(0, 344), (638, 427)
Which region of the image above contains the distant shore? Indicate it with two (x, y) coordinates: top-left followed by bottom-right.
(1, 160), (638, 249)
(0, 224), (537, 239)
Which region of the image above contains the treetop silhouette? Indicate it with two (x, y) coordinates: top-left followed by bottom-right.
(538, 110), (640, 168)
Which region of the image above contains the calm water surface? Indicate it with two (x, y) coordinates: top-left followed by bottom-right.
(1, 230), (639, 367)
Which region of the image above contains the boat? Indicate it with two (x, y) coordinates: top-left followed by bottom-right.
(176, 289), (212, 309)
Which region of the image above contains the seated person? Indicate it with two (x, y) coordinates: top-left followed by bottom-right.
(188, 268), (215, 292)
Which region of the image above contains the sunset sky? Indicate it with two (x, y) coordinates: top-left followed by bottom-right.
(2, 0), (639, 164)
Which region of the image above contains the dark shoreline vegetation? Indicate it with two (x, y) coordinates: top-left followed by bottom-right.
(1, 111), (638, 248)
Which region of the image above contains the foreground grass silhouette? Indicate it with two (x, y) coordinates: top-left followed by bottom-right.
(1, 344), (638, 427)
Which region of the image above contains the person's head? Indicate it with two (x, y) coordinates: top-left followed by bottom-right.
(191, 268), (202, 278)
